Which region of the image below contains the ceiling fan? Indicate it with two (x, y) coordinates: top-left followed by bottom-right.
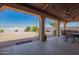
(65, 9), (72, 17)
(65, 8), (76, 21)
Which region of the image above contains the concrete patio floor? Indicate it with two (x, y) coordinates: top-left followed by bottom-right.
(0, 36), (79, 55)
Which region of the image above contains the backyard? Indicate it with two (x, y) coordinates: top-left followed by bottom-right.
(0, 32), (38, 42)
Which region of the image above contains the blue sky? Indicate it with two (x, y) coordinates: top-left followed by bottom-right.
(0, 9), (39, 27)
(0, 9), (79, 28)
(67, 22), (79, 27)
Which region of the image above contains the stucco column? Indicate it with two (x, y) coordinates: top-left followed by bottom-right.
(58, 20), (60, 36)
(64, 22), (67, 30)
(38, 16), (46, 41)
(53, 20), (60, 37)
(55, 20), (60, 36)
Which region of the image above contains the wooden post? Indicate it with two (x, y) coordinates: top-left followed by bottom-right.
(56, 20), (60, 36)
(38, 16), (46, 41)
(58, 20), (60, 36)
(64, 22), (67, 30)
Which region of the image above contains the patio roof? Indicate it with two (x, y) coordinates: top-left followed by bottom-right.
(19, 3), (79, 22)
(0, 3), (79, 22)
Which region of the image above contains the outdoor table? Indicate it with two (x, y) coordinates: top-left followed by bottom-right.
(71, 33), (79, 43)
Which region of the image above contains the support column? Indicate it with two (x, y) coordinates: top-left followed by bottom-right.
(58, 20), (60, 36)
(54, 20), (60, 37)
(38, 16), (46, 41)
(56, 20), (60, 36)
(64, 22), (67, 30)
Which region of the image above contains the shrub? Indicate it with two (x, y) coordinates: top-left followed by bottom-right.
(31, 26), (38, 32)
(24, 26), (31, 32)
(15, 29), (18, 32)
(53, 30), (56, 36)
(0, 29), (4, 33)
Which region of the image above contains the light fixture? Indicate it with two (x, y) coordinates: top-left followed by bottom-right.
(65, 9), (72, 16)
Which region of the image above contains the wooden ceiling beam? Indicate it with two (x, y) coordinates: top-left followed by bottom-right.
(0, 4), (5, 8)
(0, 4), (6, 11)
(4, 3), (63, 21)
(42, 4), (49, 10)
(62, 18), (79, 22)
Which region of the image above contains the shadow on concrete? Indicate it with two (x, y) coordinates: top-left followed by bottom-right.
(0, 37), (39, 48)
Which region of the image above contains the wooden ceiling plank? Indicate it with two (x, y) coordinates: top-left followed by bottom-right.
(42, 4), (49, 10)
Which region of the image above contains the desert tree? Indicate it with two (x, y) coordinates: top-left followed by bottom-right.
(0, 29), (4, 33)
(15, 29), (18, 32)
(24, 26), (31, 32)
(31, 26), (38, 32)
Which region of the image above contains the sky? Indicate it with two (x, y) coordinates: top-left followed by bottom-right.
(0, 9), (39, 27)
(0, 9), (79, 28)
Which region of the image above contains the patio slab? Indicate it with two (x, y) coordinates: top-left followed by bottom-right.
(0, 36), (79, 55)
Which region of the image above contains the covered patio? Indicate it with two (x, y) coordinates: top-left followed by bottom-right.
(1, 36), (79, 55)
(0, 3), (79, 55)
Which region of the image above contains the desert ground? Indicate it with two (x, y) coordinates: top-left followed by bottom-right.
(0, 32), (38, 42)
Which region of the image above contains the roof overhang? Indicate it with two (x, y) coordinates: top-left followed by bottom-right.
(0, 3), (79, 22)
(0, 3), (63, 21)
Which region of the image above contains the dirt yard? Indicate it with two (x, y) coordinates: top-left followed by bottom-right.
(0, 32), (38, 42)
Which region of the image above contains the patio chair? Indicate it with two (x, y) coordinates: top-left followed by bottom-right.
(64, 30), (73, 42)
(71, 31), (79, 43)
